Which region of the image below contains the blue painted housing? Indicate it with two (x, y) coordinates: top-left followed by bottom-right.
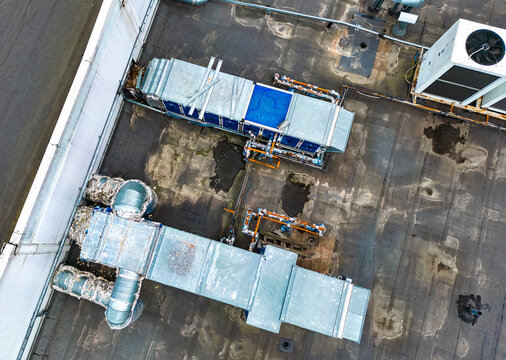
(81, 209), (370, 342)
(139, 58), (355, 155)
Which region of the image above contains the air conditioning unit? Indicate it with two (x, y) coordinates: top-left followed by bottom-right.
(415, 19), (506, 108)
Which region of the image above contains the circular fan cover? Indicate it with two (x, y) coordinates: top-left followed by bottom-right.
(465, 29), (505, 66)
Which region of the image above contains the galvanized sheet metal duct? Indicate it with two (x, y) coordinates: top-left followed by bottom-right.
(105, 269), (143, 329)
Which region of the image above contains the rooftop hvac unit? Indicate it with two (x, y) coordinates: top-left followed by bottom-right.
(415, 19), (506, 107)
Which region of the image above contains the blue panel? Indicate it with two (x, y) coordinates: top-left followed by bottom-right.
(183, 106), (200, 120)
(223, 117), (238, 131)
(299, 141), (320, 153)
(244, 84), (292, 128)
(260, 129), (276, 140)
(280, 135), (299, 148)
(243, 123), (260, 136)
(203, 112), (220, 126)
(163, 100), (182, 114)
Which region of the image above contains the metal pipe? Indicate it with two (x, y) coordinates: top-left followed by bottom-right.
(199, 59), (223, 120)
(182, 78), (220, 107)
(216, 0), (429, 50)
(341, 83), (506, 131)
(189, 57), (215, 115)
(105, 269), (143, 329)
(51, 265), (112, 308)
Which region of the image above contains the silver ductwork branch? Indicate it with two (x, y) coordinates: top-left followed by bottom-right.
(105, 269), (144, 329)
(51, 265), (112, 308)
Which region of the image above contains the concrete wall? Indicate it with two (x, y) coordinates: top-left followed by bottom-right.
(0, 0), (159, 358)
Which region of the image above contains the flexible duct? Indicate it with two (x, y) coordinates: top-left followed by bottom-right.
(85, 174), (125, 206)
(105, 269), (143, 329)
(175, 0), (208, 5)
(51, 265), (112, 308)
(68, 206), (94, 247)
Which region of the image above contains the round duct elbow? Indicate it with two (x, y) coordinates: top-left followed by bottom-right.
(68, 206), (94, 247)
(105, 269), (143, 329)
(112, 180), (158, 220)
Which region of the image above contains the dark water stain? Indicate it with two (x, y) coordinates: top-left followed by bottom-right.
(421, 187), (433, 196)
(281, 173), (313, 217)
(424, 124), (466, 157)
(210, 139), (245, 192)
(437, 262), (451, 272)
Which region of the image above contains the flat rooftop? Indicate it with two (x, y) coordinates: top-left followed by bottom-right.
(31, 0), (506, 359)
(0, 0), (102, 246)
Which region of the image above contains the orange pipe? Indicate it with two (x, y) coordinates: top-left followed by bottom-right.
(252, 215), (262, 243)
(261, 216), (319, 235)
(247, 158), (280, 169)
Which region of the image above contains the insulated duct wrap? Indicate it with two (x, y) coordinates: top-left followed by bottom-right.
(51, 265), (112, 308)
(68, 206), (94, 247)
(105, 269), (143, 329)
(85, 174), (125, 206)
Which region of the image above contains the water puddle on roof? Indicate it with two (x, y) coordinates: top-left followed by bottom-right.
(424, 123), (467, 163)
(281, 173), (314, 217)
(210, 139), (245, 193)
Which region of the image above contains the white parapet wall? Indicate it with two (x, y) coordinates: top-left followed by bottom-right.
(0, 0), (159, 358)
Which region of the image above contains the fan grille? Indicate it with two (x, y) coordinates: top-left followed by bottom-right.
(465, 29), (505, 66)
